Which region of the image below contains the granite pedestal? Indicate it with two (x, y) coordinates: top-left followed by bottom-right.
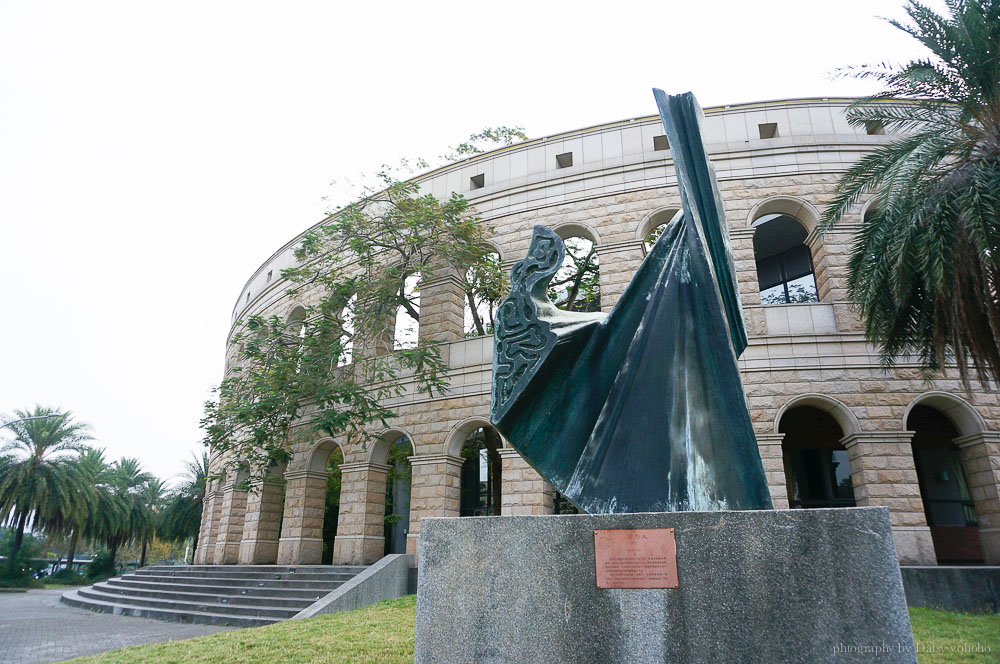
(415, 507), (915, 663)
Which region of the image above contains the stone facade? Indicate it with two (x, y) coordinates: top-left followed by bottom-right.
(198, 98), (1000, 567)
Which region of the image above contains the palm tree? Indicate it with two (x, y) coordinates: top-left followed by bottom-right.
(821, 0), (1000, 388)
(159, 452), (209, 564)
(100, 457), (154, 574)
(138, 478), (166, 567)
(0, 407), (91, 566)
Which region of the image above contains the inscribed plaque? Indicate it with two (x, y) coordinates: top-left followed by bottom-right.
(593, 528), (678, 589)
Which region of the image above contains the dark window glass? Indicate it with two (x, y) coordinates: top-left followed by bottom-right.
(786, 449), (856, 508)
(756, 244), (819, 305)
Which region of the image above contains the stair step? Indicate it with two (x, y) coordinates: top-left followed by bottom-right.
(132, 569), (356, 582)
(63, 563), (368, 627)
(77, 587), (299, 619)
(61, 590), (279, 628)
(125, 573), (346, 590)
(104, 577), (331, 599)
(92, 582), (317, 609)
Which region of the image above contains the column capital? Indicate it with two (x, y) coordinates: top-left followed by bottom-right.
(497, 447), (525, 459)
(283, 469), (330, 482)
(408, 453), (465, 469)
(339, 461), (392, 473)
(420, 273), (465, 290)
(840, 431), (914, 449)
(595, 239), (645, 255)
(755, 433), (786, 445)
(953, 431), (1000, 448)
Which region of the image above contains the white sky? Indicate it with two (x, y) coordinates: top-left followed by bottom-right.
(0, 0), (935, 486)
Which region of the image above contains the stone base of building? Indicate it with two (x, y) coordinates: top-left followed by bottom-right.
(332, 534), (384, 565)
(238, 539), (278, 564)
(415, 508), (915, 664)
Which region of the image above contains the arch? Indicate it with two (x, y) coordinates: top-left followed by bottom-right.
(368, 427), (417, 465)
(482, 239), (507, 263)
(747, 196), (821, 234)
(307, 437), (347, 473)
(860, 197), (881, 223)
(551, 221), (601, 245)
(445, 417), (507, 457)
(285, 304), (307, 325)
(774, 394), (860, 437)
(635, 207), (682, 242)
(903, 392), (987, 438)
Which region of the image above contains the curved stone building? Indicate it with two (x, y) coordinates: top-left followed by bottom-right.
(197, 97), (1000, 568)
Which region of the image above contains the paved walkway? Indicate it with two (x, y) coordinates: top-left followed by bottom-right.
(0, 588), (232, 663)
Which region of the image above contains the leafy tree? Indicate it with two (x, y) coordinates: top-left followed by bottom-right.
(159, 452), (210, 564)
(0, 407), (91, 567)
(821, 0), (1000, 387)
(464, 251), (508, 336)
(204, 161), (511, 481)
(547, 237), (601, 312)
(441, 126), (528, 162)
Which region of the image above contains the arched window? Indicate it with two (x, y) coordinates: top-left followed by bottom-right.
(459, 426), (503, 516)
(907, 405), (983, 563)
(752, 215), (818, 305)
(780, 406), (855, 509)
(641, 209), (683, 250)
(464, 251), (505, 337)
(548, 235), (600, 312)
(320, 447), (343, 565)
(384, 435), (412, 555)
(393, 275), (420, 349)
(286, 305), (307, 337)
(338, 294), (357, 366)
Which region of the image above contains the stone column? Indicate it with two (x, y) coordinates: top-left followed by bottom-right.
(756, 433), (788, 510)
(276, 470), (329, 565)
(239, 477), (285, 564)
(194, 495), (214, 564)
(595, 240), (645, 312)
(204, 485), (226, 564)
(407, 454), (463, 555)
(333, 462), (391, 564)
(730, 228), (766, 337)
(841, 431), (936, 565)
(418, 271), (466, 344)
(498, 448), (553, 515)
(954, 432), (1000, 564)
(213, 479), (247, 565)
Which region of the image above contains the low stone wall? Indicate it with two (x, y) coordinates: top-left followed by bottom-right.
(292, 554), (415, 619)
(902, 566), (1000, 614)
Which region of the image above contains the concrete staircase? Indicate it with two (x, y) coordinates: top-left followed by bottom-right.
(61, 564), (367, 627)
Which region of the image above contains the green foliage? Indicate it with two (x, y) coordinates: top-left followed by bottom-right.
(0, 407), (92, 567)
(203, 163), (505, 483)
(159, 453), (209, 564)
(464, 251), (508, 336)
(441, 126), (528, 162)
(547, 236), (601, 312)
(822, 0), (1000, 387)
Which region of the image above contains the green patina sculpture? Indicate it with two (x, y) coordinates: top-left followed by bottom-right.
(489, 90), (772, 514)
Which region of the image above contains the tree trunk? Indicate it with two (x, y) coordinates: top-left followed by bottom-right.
(190, 532), (198, 564)
(466, 289), (485, 336)
(140, 540), (148, 568)
(65, 528), (78, 573)
(9, 510), (28, 566)
(483, 428), (504, 516)
(108, 542), (118, 576)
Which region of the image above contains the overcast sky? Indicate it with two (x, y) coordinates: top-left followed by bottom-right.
(0, 0), (936, 486)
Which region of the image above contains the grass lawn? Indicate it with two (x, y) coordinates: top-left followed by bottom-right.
(64, 597), (997, 664)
